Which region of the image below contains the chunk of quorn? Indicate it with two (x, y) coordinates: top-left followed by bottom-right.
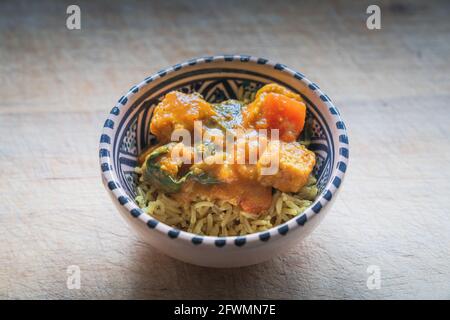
(257, 140), (316, 193)
(150, 91), (216, 142)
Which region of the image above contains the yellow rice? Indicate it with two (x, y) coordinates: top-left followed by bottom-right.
(134, 166), (318, 236)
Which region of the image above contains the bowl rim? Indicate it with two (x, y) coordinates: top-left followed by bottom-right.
(99, 54), (349, 248)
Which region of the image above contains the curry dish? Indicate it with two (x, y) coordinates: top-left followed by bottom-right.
(135, 83), (318, 236)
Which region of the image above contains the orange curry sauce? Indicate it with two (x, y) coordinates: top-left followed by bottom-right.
(139, 84), (316, 214)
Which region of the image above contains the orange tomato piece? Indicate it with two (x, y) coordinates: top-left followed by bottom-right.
(261, 92), (306, 142)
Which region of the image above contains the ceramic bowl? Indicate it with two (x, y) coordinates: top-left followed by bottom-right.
(99, 55), (349, 267)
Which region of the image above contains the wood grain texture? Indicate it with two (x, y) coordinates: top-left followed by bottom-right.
(1, 0), (449, 299)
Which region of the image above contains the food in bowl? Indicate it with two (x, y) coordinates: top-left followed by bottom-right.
(100, 55), (348, 267)
(134, 83), (319, 236)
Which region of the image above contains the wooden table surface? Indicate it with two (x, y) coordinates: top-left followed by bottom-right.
(1, 0), (449, 299)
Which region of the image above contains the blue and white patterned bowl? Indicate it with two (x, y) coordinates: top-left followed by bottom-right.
(99, 55), (349, 267)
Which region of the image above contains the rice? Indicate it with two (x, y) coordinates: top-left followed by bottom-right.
(134, 167), (318, 236)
